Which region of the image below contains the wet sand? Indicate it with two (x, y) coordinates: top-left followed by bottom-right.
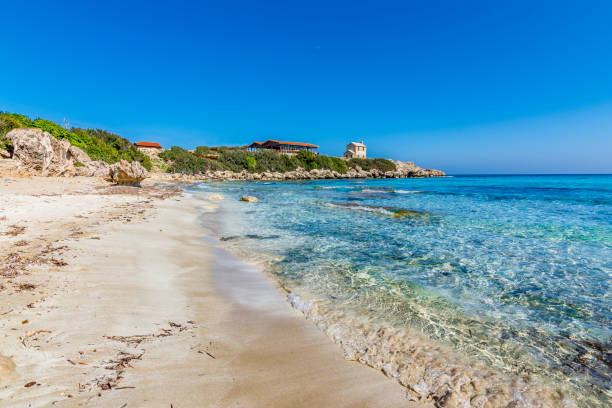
(0, 176), (421, 407)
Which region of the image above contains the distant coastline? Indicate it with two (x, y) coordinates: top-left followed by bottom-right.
(0, 112), (445, 183)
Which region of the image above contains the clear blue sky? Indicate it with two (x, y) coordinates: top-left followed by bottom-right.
(1, 1), (611, 174)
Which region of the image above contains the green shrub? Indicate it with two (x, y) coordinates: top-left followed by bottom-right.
(348, 158), (396, 172)
(193, 145), (211, 156)
(251, 149), (298, 173)
(74, 161), (85, 167)
(0, 136), (12, 154)
(329, 157), (348, 174)
(160, 146), (223, 174)
(0, 113), (30, 138)
(218, 149), (251, 172)
(244, 155), (256, 169)
(295, 150), (317, 170)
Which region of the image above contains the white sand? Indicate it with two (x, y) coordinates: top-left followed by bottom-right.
(0, 176), (424, 407)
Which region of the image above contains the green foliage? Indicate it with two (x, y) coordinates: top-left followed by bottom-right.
(314, 154), (348, 174)
(217, 149), (251, 172)
(0, 113), (32, 154)
(295, 150), (318, 170)
(157, 146), (387, 176)
(0, 136), (12, 154)
(0, 112), (151, 170)
(72, 128), (153, 170)
(0, 112), (32, 137)
(347, 158), (396, 172)
(193, 145), (211, 156)
(250, 149), (298, 173)
(244, 155), (256, 169)
(74, 161), (85, 167)
(159, 146), (223, 174)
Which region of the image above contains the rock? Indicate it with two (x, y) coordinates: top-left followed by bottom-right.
(394, 160), (445, 178)
(0, 148), (10, 159)
(74, 165), (93, 177)
(208, 194), (224, 200)
(47, 137), (75, 175)
(240, 195), (259, 202)
(7, 128), (54, 173)
(5, 128), (99, 177)
(105, 159), (148, 185)
(86, 160), (111, 177)
(67, 145), (91, 164)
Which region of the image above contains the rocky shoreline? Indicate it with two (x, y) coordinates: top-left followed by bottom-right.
(150, 160), (445, 183)
(2, 128), (445, 183)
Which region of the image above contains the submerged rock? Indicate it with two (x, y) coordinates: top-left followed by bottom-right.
(106, 159), (148, 186)
(208, 194), (224, 200)
(393, 209), (427, 218)
(240, 195), (259, 202)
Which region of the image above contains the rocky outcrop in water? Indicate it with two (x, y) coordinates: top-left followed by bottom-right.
(105, 159), (148, 186)
(394, 160), (446, 178)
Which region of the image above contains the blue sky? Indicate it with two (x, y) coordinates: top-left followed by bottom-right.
(1, 1), (611, 174)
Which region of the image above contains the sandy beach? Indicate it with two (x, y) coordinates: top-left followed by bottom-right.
(0, 176), (420, 407)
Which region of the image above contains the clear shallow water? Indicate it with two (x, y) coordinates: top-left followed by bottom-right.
(190, 175), (612, 407)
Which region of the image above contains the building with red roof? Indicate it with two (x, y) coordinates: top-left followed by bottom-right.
(134, 141), (163, 149)
(247, 140), (318, 155)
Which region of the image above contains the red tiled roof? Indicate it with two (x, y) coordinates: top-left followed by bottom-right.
(263, 140), (319, 148)
(134, 141), (162, 148)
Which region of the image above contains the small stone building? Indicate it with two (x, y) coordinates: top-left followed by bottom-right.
(344, 141), (366, 159)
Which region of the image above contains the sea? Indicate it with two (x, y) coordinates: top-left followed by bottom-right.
(188, 175), (611, 407)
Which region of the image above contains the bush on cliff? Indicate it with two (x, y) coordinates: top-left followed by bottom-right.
(250, 149), (298, 173)
(159, 146), (223, 174)
(71, 127), (152, 170)
(347, 158), (396, 172)
(0, 112), (151, 170)
(193, 145), (211, 156)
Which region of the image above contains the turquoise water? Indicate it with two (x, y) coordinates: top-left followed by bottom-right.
(190, 175), (612, 407)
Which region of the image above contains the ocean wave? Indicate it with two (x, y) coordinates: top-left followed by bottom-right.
(394, 190), (425, 194)
(360, 189), (394, 193)
(220, 234), (281, 242)
(285, 292), (572, 408)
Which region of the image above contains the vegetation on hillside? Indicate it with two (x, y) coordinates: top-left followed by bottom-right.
(0, 112), (151, 170)
(160, 145), (394, 175)
(1, 111), (396, 176)
(347, 157), (396, 172)
(159, 146), (224, 173)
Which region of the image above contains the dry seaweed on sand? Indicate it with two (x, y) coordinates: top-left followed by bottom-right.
(2, 225), (26, 236)
(16, 283), (36, 291)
